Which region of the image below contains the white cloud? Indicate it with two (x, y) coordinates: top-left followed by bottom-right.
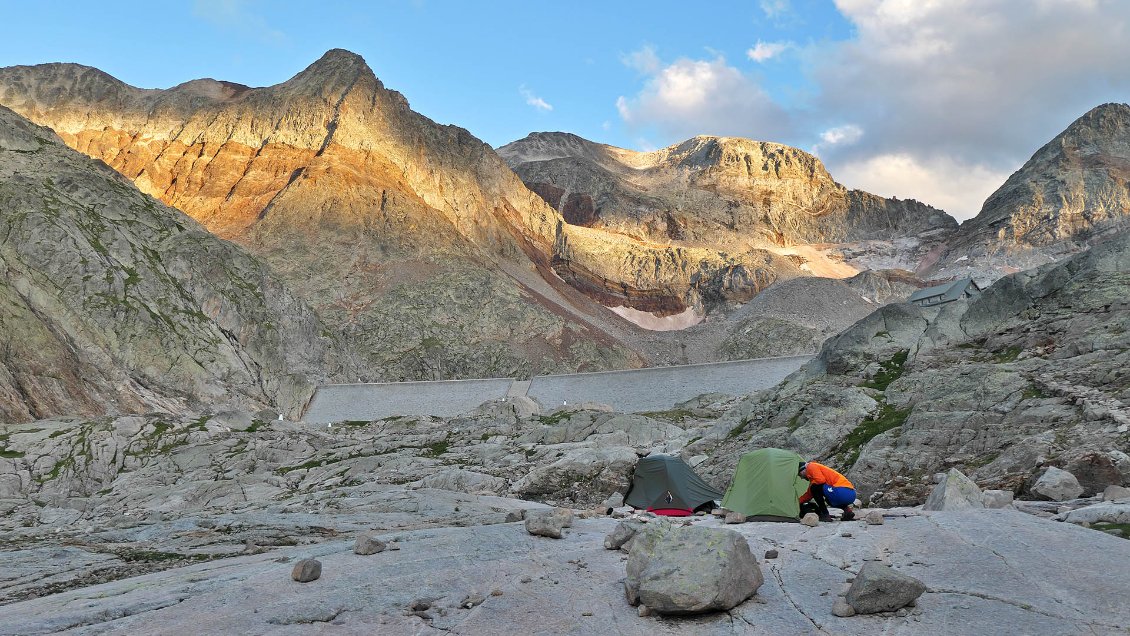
(612, 1), (1130, 219)
(520, 86), (553, 111)
(832, 153), (1011, 221)
(621, 45), (661, 74)
(616, 50), (791, 142)
(812, 124), (864, 156)
(193, 0), (286, 44)
(820, 125), (863, 146)
(760, 0), (790, 18)
(809, 0), (1130, 216)
(747, 40), (792, 63)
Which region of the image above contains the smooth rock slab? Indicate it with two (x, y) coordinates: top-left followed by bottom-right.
(845, 562), (925, 614)
(625, 523), (762, 615)
(291, 559), (322, 583)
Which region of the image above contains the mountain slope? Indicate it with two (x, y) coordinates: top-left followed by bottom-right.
(499, 132), (957, 248)
(0, 106), (344, 422)
(0, 51), (821, 377)
(926, 103), (1130, 282)
(698, 230), (1130, 503)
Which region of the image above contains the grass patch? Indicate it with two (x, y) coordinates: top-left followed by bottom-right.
(48, 429), (69, 439)
(993, 345), (1023, 363)
(727, 420), (749, 439)
(0, 448), (26, 459)
(425, 440), (450, 457)
(1021, 385), (1047, 400)
(277, 458), (327, 474)
(639, 408), (696, 422)
(114, 549), (214, 563)
(538, 411), (573, 426)
(787, 412), (803, 432)
(839, 402), (912, 467)
(246, 419), (267, 433)
(861, 350), (909, 391)
(340, 420), (370, 427)
(1092, 522), (1130, 539)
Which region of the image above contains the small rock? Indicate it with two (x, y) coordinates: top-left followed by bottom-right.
(461, 592), (485, 609)
(354, 534), (386, 555)
(525, 508), (571, 538)
(842, 532), (853, 538)
(581, 611), (593, 617)
(291, 559), (321, 583)
(832, 597), (856, 617)
(520, 576), (532, 583)
(725, 511), (747, 524)
(982, 489), (1015, 508)
(896, 608), (909, 617)
(711, 508), (726, 517)
(491, 589), (503, 597)
(801, 513), (819, 527)
(764, 549), (779, 559)
(638, 604), (653, 617)
(845, 563), (925, 614)
(604, 520), (644, 550)
(923, 468), (984, 511)
(862, 510), (884, 525)
(604, 492), (625, 508)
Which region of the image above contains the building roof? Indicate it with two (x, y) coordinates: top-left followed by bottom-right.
(908, 278), (980, 303)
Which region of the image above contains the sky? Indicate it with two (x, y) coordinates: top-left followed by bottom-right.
(3, 0), (1129, 221)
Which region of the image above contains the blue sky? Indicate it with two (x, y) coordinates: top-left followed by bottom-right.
(4, 1), (1130, 219)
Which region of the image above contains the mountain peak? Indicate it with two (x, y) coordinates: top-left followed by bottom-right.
(283, 49), (376, 94)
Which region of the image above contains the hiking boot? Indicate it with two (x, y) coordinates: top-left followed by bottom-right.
(840, 507), (856, 522)
(818, 514), (834, 523)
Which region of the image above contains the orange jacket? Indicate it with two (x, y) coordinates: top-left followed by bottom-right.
(799, 462), (853, 502)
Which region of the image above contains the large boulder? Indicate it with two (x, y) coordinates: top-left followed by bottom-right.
(923, 469), (984, 511)
(625, 524), (762, 615)
(509, 447), (637, 504)
(1032, 467), (1084, 501)
(845, 563), (926, 614)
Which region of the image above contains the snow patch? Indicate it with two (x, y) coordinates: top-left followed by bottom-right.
(608, 305), (703, 331)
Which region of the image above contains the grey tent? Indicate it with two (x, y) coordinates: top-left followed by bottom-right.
(623, 454), (723, 516)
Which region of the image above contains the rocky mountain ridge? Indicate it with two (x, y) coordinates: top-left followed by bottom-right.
(0, 51), (828, 380)
(926, 102), (1130, 282)
(499, 132), (957, 248)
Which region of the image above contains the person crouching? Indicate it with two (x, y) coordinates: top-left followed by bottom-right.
(798, 461), (856, 522)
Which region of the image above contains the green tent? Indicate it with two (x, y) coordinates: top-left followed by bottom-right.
(721, 448), (810, 521)
(624, 454), (723, 516)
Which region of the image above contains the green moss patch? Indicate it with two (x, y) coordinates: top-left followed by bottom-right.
(1092, 522), (1130, 539)
(839, 402), (912, 467)
(862, 350), (909, 391)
